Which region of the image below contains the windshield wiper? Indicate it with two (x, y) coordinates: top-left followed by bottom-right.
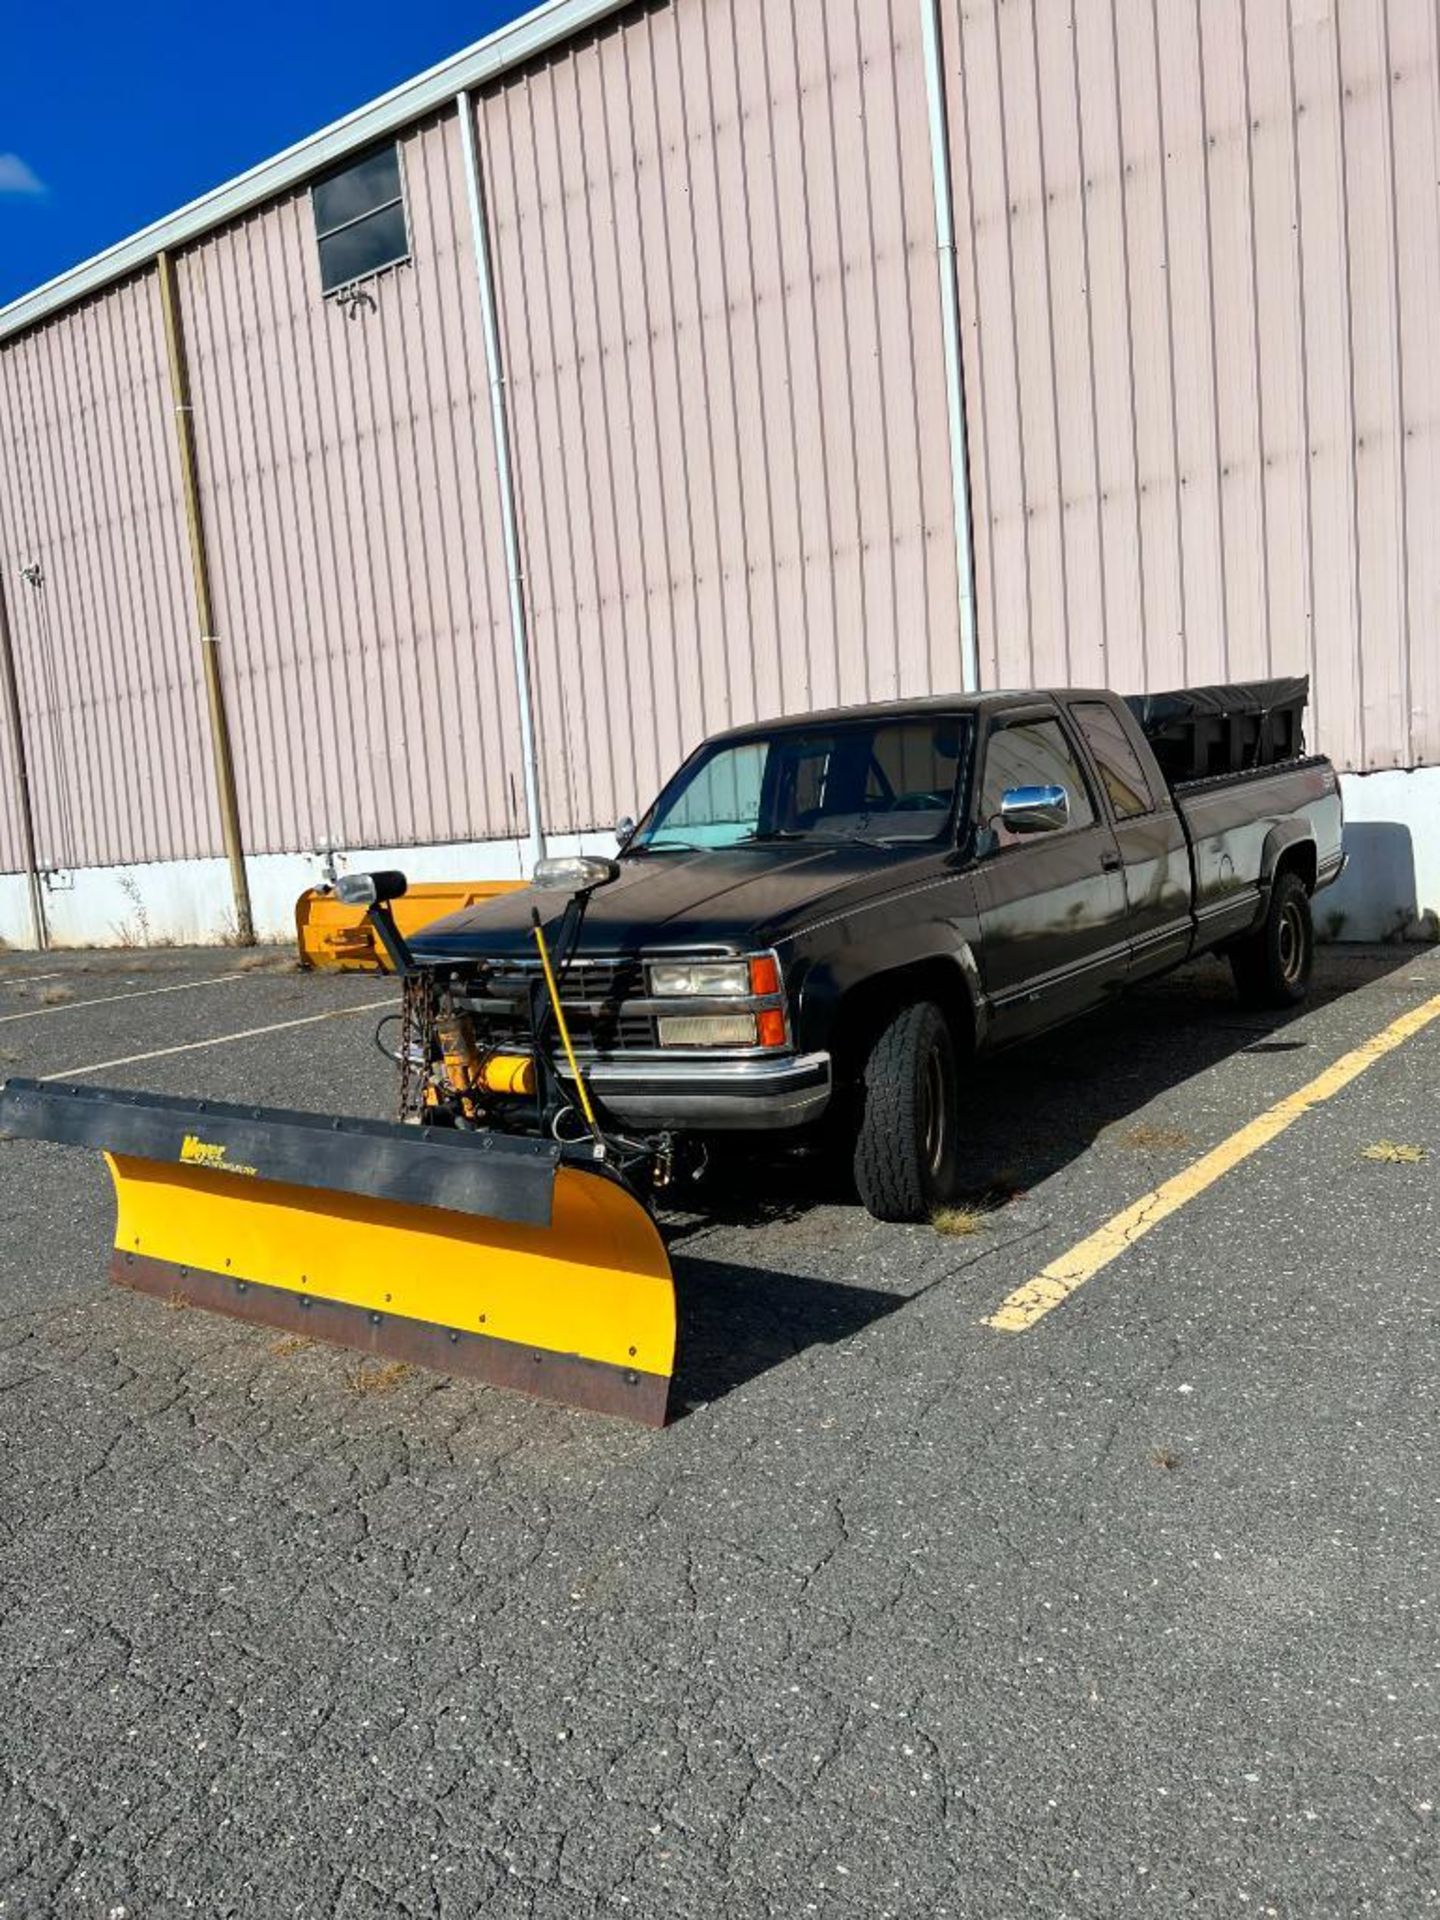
(736, 828), (808, 844)
(627, 840), (701, 855)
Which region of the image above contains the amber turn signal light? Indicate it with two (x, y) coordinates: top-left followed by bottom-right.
(756, 1007), (787, 1049)
(748, 953), (781, 997)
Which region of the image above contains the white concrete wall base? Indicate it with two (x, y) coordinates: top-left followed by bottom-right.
(8, 831), (620, 950)
(1315, 768), (1440, 943)
(1, 767), (1434, 950)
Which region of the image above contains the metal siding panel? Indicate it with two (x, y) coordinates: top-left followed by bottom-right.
(1034, 0), (1107, 688)
(998, 0), (1069, 688)
(793, 4), (862, 710)
(1291, 1), (1363, 771)
(482, 83), (588, 833)
(582, 26), (670, 808)
(685, 6), (762, 720)
(1155, 3), (1226, 685)
(826, 0), (897, 704)
(954, 0), (1032, 689)
(1073, 0), (1148, 694)
(1337, 0), (1409, 768)
(1114, 0), (1187, 687)
(0, 276), (218, 871)
(764, 4), (845, 713)
(179, 110), (524, 857)
(1388, 0), (1440, 768)
(1198, 0), (1271, 684)
(1245, 0), (1314, 706)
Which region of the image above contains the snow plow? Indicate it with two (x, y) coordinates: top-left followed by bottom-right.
(0, 861), (677, 1426)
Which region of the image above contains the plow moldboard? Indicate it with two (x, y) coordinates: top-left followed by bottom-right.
(107, 1153), (675, 1425)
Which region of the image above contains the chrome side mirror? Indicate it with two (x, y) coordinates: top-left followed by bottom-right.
(999, 785), (1070, 834)
(614, 815), (637, 850)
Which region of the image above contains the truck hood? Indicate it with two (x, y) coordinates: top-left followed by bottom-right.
(410, 842), (940, 960)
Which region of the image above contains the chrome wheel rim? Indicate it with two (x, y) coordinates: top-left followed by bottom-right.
(1278, 900), (1305, 985)
(922, 1045), (947, 1175)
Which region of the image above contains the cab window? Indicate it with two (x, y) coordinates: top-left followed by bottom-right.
(979, 718), (1096, 847)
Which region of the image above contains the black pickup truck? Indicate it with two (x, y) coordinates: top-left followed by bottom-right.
(410, 681), (1344, 1221)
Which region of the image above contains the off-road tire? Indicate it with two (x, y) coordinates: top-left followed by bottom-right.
(853, 999), (960, 1222)
(1230, 869), (1314, 1008)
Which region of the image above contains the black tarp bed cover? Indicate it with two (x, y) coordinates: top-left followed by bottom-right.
(1123, 676), (1308, 783)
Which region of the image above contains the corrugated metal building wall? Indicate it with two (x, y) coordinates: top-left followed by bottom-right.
(944, 0), (1438, 773)
(177, 113), (527, 857)
(477, 0), (960, 828)
(0, 275), (220, 869)
(0, 0), (1435, 929)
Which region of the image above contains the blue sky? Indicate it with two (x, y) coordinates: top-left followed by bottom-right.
(0, 1), (528, 305)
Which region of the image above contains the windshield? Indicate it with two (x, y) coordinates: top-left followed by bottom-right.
(630, 713), (973, 853)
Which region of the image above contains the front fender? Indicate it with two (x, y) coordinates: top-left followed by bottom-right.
(792, 922), (989, 1056)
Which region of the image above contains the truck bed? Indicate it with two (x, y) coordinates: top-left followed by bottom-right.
(1173, 753), (1344, 949)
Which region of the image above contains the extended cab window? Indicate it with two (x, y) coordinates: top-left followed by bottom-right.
(1071, 700), (1154, 819)
(633, 715), (972, 852)
(980, 718), (1096, 848)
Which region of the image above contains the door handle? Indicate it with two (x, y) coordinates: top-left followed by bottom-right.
(1100, 850), (1123, 872)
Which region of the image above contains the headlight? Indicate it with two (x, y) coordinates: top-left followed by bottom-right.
(649, 959), (750, 997)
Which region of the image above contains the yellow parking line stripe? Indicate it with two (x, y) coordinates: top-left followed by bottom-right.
(986, 989), (1440, 1335)
(0, 974), (244, 1024)
(47, 1001), (392, 1080)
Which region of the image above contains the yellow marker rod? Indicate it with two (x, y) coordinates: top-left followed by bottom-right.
(531, 911), (600, 1135)
(987, 987), (1440, 1335)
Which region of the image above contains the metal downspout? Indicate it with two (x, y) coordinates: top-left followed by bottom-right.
(0, 568), (47, 949)
(455, 89), (545, 869)
(919, 0), (981, 694)
(155, 250), (255, 944)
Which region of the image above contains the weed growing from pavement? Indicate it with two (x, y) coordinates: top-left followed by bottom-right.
(346, 1360), (412, 1395)
(931, 1204), (989, 1238)
(1361, 1140), (1428, 1164)
(268, 1334), (315, 1357)
(1151, 1448), (1181, 1470)
(37, 984), (73, 1006)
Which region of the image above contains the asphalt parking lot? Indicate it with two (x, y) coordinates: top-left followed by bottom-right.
(0, 942), (1436, 1918)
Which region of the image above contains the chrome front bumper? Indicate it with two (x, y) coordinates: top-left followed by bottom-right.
(557, 1051), (832, 1132)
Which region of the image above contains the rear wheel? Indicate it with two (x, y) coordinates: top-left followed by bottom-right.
(853, 999), (960, 1222)
(1230, 869), (1314, 1008)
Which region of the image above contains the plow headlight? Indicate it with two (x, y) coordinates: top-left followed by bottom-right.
(532, 855), (620, 892)
(335, 869), (408, 906)
(649, 959), (750, 997)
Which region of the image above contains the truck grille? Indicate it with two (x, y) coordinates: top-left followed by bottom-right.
(463, 956), (653, 1053)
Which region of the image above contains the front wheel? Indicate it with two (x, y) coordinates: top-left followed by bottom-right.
(853, 1000), (960, 1222)
(1230, 869), (1314, 1008)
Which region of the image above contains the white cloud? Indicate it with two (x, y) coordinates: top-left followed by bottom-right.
(0, 154), (46, 197)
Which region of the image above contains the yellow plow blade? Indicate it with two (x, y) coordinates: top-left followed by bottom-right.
(295, 880), (525, 971)
(1, 1080), (675, 1425)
